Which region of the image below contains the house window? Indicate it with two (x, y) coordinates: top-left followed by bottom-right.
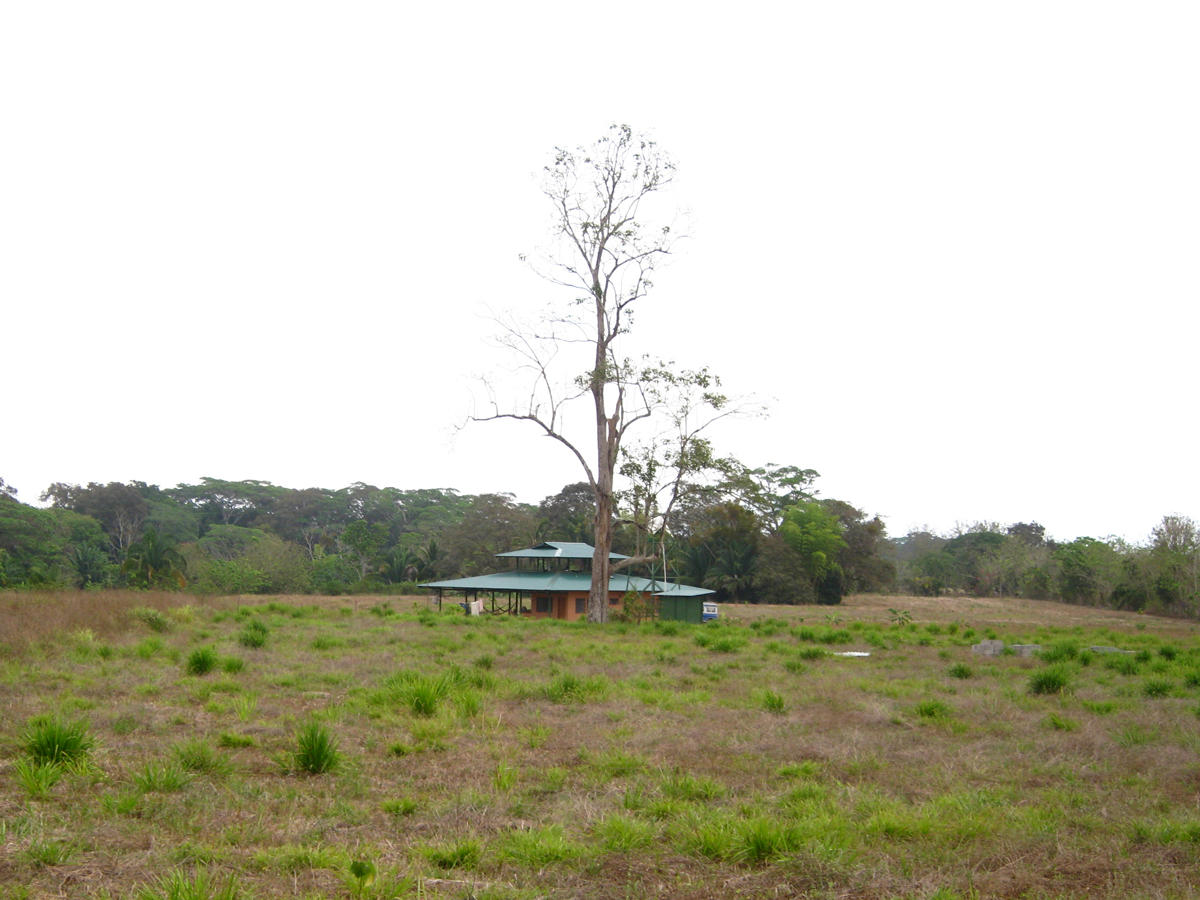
(534, 596), (551, 613)
(574, 597), (586, 614)
(609, 595), (619, 605)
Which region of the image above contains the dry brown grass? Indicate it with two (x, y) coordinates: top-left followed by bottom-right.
(1, 591), (1199, 898)
(0, 589), (232, 651)
(726, 591), (1199, 636)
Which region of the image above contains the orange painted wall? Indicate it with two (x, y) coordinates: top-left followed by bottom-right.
(524, 592), (627, 620)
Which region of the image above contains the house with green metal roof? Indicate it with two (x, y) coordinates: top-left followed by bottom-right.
(420, 541), (713, 621)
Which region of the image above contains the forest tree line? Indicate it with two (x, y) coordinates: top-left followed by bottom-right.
(1, 473), (1197, 617)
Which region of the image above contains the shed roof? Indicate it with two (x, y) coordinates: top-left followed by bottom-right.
(420, 569), (712, 597)
(495, 541), (628, 560)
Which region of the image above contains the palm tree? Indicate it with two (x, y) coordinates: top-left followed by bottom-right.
(121, 528), (187, 589)
(678, 542), (714, 586)
(380, 546), (421, 584)
(706, 540), (757, 603)
(418, 538), (444, 580)
(70, 544), (111, 587)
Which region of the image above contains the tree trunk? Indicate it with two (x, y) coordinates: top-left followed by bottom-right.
(589, 490), (612, 622)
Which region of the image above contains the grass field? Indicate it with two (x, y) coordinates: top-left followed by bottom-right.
(2, 590), (1200, 898)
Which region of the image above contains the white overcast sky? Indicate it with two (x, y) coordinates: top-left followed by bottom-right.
(2, 1), (1197, 544)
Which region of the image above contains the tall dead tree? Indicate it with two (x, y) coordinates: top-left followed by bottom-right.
(476, 125), (683, 622)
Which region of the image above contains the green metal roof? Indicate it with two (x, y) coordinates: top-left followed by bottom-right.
(420, 569), (713, 597)
(495, 541), (628, 560)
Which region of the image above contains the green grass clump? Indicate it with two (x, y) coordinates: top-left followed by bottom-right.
(1039, 640), (1080, 663)
(403, 676), (449, 717)
(914, 699), (953, 721)
(519, 724), (551, 748)
(25, 839), (77, 867)
(381, 797), (418, 817)
(1029, 666), (1071, 695)
(735, 816), (800, 863)
(492, 762), (518, 792)
(217, 732), (255, 749)
(594, 813), (657, 851)
(293, 720), (340, 774)
(381, 671), (454, 717)
(1143, 678), (1173, 698)
(1115, 724), (1158, 747)
(1045, 712), (1079, 731)
(173, 739), (233, 776)
(185, 647), (220, 677)
(14, 758), (63, 800)
(238, 621), (268, 648)
(494, 825), (585, 866)
(21, 715), (94, 766)
(594, 749), (646, 778)
(675, 814), (736, 860)
(133, 761), (192, 793)
(544, 672), (608, 703)
(694, 630), (745, 653)
(421, 838), (481, 870)
(131, 607), (171, 633)
(757, 688), (787, 714)
(136, 867), (246, 899)
(661, 770), (724, 801)
(1105, 654), (1141, 676)
(947, 663), (973, 679)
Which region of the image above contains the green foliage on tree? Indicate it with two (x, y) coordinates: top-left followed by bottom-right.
(7, 466), (1197, 623)
(538, 483), (595, 545)
(0, 489), (112, 587)
(780, 500), (848, 603)
(340, 519), (390, 583)
(439, 495), (538, 577)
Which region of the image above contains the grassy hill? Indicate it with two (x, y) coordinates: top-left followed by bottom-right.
(2, 590), (1199, 898)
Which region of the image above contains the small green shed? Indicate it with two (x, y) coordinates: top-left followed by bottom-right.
(658, 594), (707, 624)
